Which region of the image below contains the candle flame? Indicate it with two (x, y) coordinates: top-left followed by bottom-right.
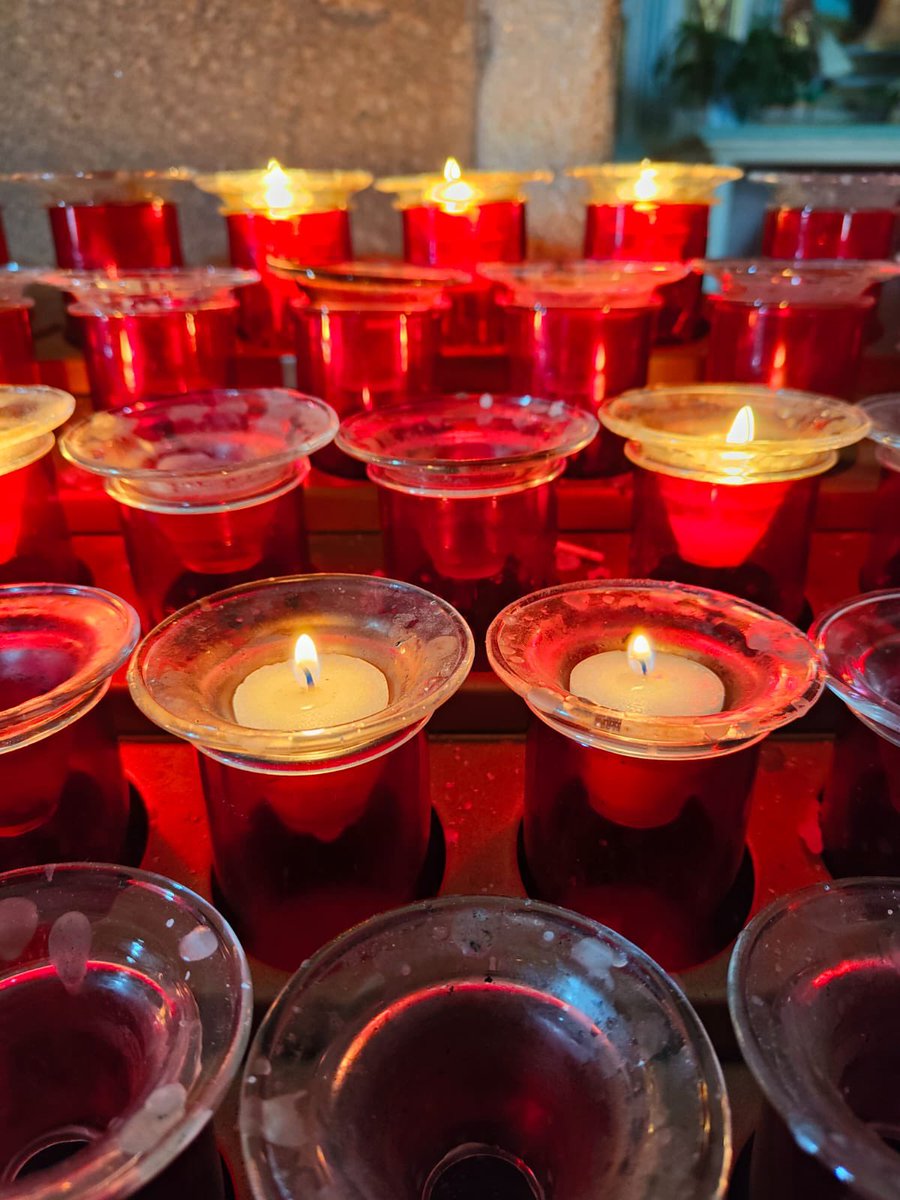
(633, 161), (659, 203)
(292, 633), (321, 689)
(726, 405), (755, 446)
(444, 156), (462, 183)
(263, 158), (294, 211)
(627, 631), (655, 677)
(432, 156), (478, 211)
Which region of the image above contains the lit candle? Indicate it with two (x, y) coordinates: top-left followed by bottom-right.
(261, 158), (296, 213)
(426, 157), (482, 214)
(632, 160), (659, 204)
(569, 631), (725, 717)
(232, 633), (389, 732)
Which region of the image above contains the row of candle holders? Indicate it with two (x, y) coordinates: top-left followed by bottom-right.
(0, 566), (898, 1199)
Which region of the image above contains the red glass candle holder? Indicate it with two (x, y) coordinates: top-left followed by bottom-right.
(858, 394), (900, 591)
(699, 259), (900, 397)
(810, 589), (900, 878)
(0, 584), (138, 869)
(483, 261), (690, 477)
(751, 171), (900, 259)
(730, 878), (900, 1199)
(569, 162), (742, 343)
(0, 386), (85, 585)
(61, 389), (337, 627)
(487, 580), (823, 971)
(2, 169), (191, 269)
(601, 385), (871, 622)
(337, 395), (597, 645)
(128, 574), (473, 970)
(241, 896), (731, 1200)
(376, 164), (551, 353)
(40, 267), (256, 410)
(193, 166), (372, 347)
(0, 267), (43, 385)
(0, 862), (251, 1199)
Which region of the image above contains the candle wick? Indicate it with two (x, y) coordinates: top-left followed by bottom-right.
(302, 667), (315, 688)
(639, 661), (648, 676)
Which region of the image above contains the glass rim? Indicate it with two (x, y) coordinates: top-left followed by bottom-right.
(194, 166), (373, 214)
(728, 877), (900, 1200)
(0, 584), (141, 744)
(242, 893), (732, 1200)
(0, 861), (253, 1200)
(859, 393), (900, 450)
(336, 394), (599, 475)
(269, 256), (472, 298)
(696, 257), (900, 287)
(480, 259), (691, 306)
(38, 266), (259, 300)
(568, 161), (742, 203)
(127, 573), (475, 762)
(809, 589), (900, 733)
(375, 167), (552, 208)
(0, 386), (75, 473)
(59, 389), (339, 483)
(487, 578), (823, 755)
(0, 168), (193, 185)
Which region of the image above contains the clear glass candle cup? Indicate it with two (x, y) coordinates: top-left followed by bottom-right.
(0, 386), (85, 585)
(568, 162), (742, 343)
(128, 574), (474, 970)
(809, 590), (900, 878)
(376, 167), (552, 354)
(750, 171), (900, 260)
(241, 895), (731, 1200)
(193, 167), (372, 348)
(60, 389), (338, 627)
(1, 169), (192, 269)
(0, 862), (251, 1200)
(487, 580), (823, 971)
(698, 259), (900, 398)
(0, 583), (139, 870)
(0, 267), (44, 385)
(858, 395), (900, 591)
(600, 384), (871, 623)
(39, 268), (257, 411)
(729, 878), (900, 1200)
(337, 394), (598, 649)
(482, 261), (690, 476)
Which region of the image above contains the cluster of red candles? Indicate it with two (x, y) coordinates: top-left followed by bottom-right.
(0, 158), (896, 1200)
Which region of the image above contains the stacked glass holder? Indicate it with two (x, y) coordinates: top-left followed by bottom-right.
(60, 389), (337, 626)
(487, 580), (823, 971)
(241, 896), (731, 1200)
(568, 161), (742, 342)
(0, 584), (138, 870)
(0, 266), (43, 385)
(375, 166), (551, 354)
(336, 394), (597, 648)
(0, 862), (251, 1200)
(39, 268), (257, 411)
(858, 394), (900, 592)
(128, 574), (474, 970)
(193, 166), (372, 347)
(600, 385), (870, 623)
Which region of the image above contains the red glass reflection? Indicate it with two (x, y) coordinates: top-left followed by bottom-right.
(198, 733), (430, 970)
(0, 304), (38, 385)
(762, 206), (897, 260)
(0, 456), (82, 585)
(861, 461), (900, 591)
(523, 720), (757, 971)
(0, 215), (9, 265)
(583, 202), (708, 342)
(49, 201), (184, 270)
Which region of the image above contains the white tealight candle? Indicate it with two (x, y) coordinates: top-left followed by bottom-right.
(232, 633), (389, 732)
(569, 631), (725, 717)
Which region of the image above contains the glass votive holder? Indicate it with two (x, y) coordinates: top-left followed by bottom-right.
(193, 164), (372, 347)
(730, 878), (900, 1200)
(0, 862), (251, 1199)
(859, 394), (900, 591)
(809, 590), (900, 878)
(0, 267), (43, 385)
(0, 583), (138, 869)
(128, 574), (474, 970)
(337, 394), (598, 646)
(568, 161), (742, 343)
(751, 171), (900, 260)
(3, 168), (191, 269)
(60, 389), (337, 626)
(482, 260), (690, 477)
(699, 259), (900, 398)
(601, 385), (870, 623)
(0, 386), (85, 585)
(39, 267), (257, 411)
(241, 896), (731, 1200)
(487, 580), (823, 971)
(376, 163), (552, 353)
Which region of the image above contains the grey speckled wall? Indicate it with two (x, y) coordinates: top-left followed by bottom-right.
(0, 0), (617, 266)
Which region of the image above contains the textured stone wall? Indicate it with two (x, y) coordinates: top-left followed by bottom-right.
(0, 0), (617, 266)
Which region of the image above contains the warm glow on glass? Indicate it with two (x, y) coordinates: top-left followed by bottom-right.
(627, 631), (655, 677)
(633, 161), (659, 203)
(726, 405), (755, 446)
(263, 159), (295, 212)
(429, 156), (481, 212)
(292, 633), (321, 688)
